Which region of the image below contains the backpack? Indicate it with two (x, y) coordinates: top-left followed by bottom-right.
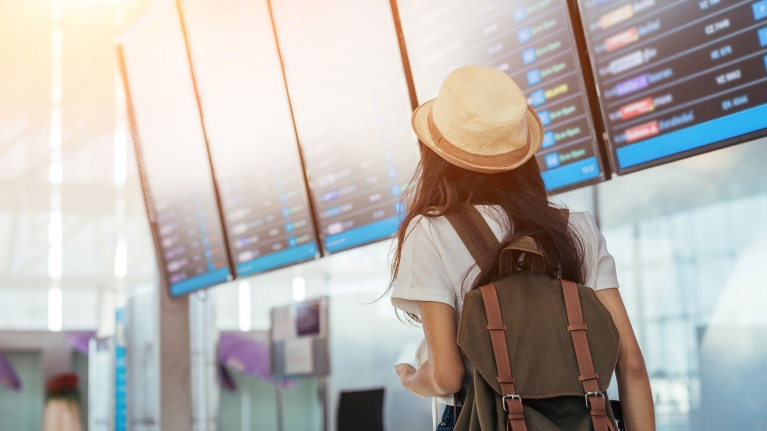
(445, 206), (620, 431)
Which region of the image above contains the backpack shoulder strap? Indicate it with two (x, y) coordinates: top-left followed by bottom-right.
(479, 283), (528, 431)
(561, 279), (616, 431)
(446, 206), (570, 267)
(445, 206), (499, 265)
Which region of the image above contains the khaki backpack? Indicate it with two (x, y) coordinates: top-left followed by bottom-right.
(445, 206), (620, 431)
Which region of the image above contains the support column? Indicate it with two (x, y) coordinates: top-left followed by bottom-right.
(190, 290), (219, 431)
(159, 284), (192, 431)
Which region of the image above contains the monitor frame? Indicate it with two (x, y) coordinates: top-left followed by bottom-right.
(560, 0), (614, 192)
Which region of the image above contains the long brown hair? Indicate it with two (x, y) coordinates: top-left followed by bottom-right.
(389, 145), (586, 322)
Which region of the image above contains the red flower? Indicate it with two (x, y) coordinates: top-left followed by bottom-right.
(46, 373), (78, 396)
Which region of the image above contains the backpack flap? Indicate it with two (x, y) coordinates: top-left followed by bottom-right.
(448, 206), (620, 430)
(457, 274), (619, 399)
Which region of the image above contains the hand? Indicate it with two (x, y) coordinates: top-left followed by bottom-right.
(394, 363), (425, 398)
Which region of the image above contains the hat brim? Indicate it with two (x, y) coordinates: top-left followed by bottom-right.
(411, 98), (544, 174)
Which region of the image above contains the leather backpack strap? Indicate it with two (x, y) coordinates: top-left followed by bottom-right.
(445, 206), (499, 264)
(479, 283), (528, 431)
(561, 280), (615, 431)
(447, 205), (537, 429)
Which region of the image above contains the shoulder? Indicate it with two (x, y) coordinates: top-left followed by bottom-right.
(402, 214), (433, 239)
(567, 211), (602, 253)
(402, 211), (457, 240)
(404, 206), (510, 245)
(567, 211), (599, 238)
(401, 214), (448, 250)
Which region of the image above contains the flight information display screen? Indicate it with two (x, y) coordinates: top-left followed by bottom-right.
(396, 0), (607, 192)
(180, 0), (319, 275)
(119, 0), (232, 296)
(270, 0), (419, 254)
(578, 0), (767, 173)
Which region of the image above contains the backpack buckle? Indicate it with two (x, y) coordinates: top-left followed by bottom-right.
(501, 394), (522, 412)
(584, 391), (604, 409)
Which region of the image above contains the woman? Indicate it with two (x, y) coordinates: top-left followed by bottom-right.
(390, 66), (655, 430)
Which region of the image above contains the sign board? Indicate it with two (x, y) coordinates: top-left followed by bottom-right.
(270, 297), (330, 378)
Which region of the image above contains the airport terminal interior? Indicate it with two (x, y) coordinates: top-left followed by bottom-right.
(1, 0), (767, 430)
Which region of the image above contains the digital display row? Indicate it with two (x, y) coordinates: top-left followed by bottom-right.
(121, 0), (767, 296)
(396, 0), (607, 192)
(578, 0), (767, 173)
(119, 0), (232, 296)
(270, 0), (419, 254)
(179, 0), (320, 276)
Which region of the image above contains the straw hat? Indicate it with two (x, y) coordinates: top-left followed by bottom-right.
(411, 65), (543, 173)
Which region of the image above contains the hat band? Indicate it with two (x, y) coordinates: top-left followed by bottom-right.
(427, 110), (534, 168)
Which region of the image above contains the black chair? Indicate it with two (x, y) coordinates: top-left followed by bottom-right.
(611, 400), (626, 431)
(337, 388), (385, 431)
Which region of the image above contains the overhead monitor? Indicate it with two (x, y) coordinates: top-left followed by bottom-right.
(179, 0), (320, 276)
(577, 0), (767, 174)
(396, 0), (608, 192)
(119, 0), (232, 296)
(270, 0), (419, 254)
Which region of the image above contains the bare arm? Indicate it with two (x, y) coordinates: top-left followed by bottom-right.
(395, 301), (465, 397)
(596, 288), (656, 431)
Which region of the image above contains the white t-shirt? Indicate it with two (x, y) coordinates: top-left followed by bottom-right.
(390, 205), (619, 405)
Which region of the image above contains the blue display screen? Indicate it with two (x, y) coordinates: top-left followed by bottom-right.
(578, 0), (767, 173)
(271, 0), (418, 254)
(180, 0), (320, 274)
(120, 0), (232, 296)
(396, 0), (607, 192)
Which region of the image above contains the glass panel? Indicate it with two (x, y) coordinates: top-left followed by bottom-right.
(281, 377), (323, 431)
(215, 327), (322, 431)
(0, 0), (156, 330)
(0, 352), (44, 431)
(598, 136), (767, 430)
